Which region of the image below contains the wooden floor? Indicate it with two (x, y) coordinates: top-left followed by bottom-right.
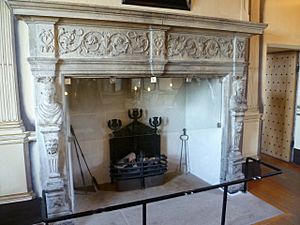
(248, 154), (300, 225)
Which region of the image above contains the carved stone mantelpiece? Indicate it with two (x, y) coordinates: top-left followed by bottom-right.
(7, 0), (267, 215)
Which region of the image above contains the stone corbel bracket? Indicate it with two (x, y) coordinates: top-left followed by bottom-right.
(149, 26), (169, 76)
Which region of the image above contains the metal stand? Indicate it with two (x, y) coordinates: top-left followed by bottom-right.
(179, 128), (190, 174)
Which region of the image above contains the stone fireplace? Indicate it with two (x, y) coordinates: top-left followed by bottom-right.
(5, 0), (266, 217)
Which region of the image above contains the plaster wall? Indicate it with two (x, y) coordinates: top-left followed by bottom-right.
(38, 0), (249, 21)
(0, 144), (28, 196)
(263, 0), (300, 48)
(261, 0), (300, 156)
(262, 0), (300, 91)
(242, 0), (261, 157)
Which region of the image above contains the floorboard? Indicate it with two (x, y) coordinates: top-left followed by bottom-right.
(249, 154), (300, 225)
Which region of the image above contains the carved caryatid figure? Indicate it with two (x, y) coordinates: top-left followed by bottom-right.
(38, 77), (63, 178)
(230, 77), (248, 112)
(38, 78), (63, 126)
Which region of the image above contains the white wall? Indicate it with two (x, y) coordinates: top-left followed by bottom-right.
(186, 79), (222, 184)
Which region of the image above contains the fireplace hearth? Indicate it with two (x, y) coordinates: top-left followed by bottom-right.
(108, 108), (167, 191)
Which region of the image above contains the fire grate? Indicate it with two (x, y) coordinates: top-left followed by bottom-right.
(108, 108), (167, 190)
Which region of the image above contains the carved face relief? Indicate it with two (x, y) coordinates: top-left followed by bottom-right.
(38, 78), (63, 126)
(41, 82), (56, 104)
(45, 139), (59, 155)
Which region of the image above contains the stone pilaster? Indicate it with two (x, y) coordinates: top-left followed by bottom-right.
(226, 71), (248, 193)
(242, 0), (262, 157)
(225, 37), (248, 193)
(0, 0), (33, 203)
(25, 17), (71, 216)
(33, 72), (71, 216)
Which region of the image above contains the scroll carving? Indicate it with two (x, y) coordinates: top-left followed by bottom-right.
(58, 28), (150, 57)
(167, 33), (234, 60)
(39, 29), (55, 53)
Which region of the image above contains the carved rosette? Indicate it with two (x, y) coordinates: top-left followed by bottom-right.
(167, 33), (234, 60)
(58, 26), (150, 58)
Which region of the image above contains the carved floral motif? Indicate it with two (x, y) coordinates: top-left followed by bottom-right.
(152, 32), (165, 57)
(236, 40), (246, 59)
(58, 28), (150, 57)
(167, 33), (234, 59)
(39, 29), (55, 53)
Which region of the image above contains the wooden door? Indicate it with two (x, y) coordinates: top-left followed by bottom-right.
(261, 52), (298, 161)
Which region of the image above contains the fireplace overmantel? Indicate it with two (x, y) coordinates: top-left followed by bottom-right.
(7, 0), (267, 217)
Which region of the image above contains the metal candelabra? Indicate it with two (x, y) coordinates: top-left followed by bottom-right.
(179, 128), (190, 174)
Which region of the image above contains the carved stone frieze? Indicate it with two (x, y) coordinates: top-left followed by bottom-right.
(58, 27), (150, 58)
(167, 33), (234, 60)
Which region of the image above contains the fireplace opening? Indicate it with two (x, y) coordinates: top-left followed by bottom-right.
(65, 77), (224, 195)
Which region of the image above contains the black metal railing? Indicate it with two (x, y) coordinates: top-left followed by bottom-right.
(42, 157), (282, 225)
